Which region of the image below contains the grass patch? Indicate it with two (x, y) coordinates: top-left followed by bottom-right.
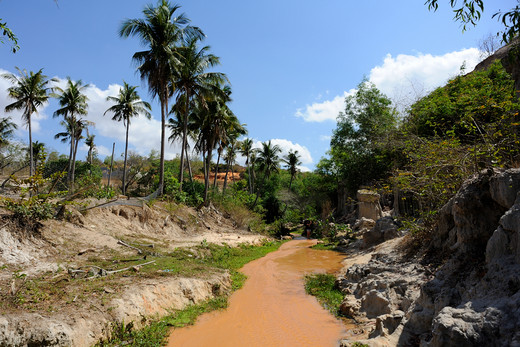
(304, 273), (344, 318)
(311, 241), (340, 251)
(97, 296), (228, 347)
(95, 240), (284, 346)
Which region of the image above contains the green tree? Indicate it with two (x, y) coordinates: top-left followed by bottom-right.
(105, 82), (151, 195)
(426, 0), (520, 42)
(120, 0), (203, 196)
(0, 21), (19, 52)
(327, 80), (398, 215)
(3, 68), (56, 176)
(171, 37), (227, 192)
(0, 117), (17, 147)
(283, 150), (302, 190)
(240, 138), (254, 193)
(53, 78), (89, 189)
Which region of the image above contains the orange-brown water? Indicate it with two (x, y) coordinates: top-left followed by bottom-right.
(168, 239), (349, 347)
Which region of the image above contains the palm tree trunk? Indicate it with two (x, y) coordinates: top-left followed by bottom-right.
(28, 114), (34, 177)
(223, 159), (230, 192)
(213, 149), (221, 190)
(204, 147), (212, 204)
(71, 130), (80, 191)
(179, 87), (190, 192)
(246, 158), (252, 194)
(68, 125), (75, 185)
(185, 145), (193, 182)
(289, 175), (294, 190)
(158, 90), (167, 196)
(123, 122), (129, 195)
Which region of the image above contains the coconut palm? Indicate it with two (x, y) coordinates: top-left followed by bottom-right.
(85, 132), (95, 166)
(53, 78), (88, 188)
(105, 82), (151, 195)
(120, 0), (203, 196)
(168, 96), (198, 182)
(283, 150), (302, 189)
(3, 68), (55, 176)
(171, 37), (226, 192)
(240, 138), (254, 194)
(257, 140), (281, 179)
(0, 117), (17, 147)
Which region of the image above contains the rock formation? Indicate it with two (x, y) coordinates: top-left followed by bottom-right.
(340, 168), (520, 346)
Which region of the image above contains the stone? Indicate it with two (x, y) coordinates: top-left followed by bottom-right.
(363, 216), (401, 247)
(357, 189), (383, 221)
(361, 290), (391, 318)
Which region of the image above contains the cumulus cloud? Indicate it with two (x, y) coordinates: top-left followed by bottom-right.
(295, 48), (482, 122)
(295, 89), (356, 123)
(252, 138), (313, 172)
(369, 48), (481, 111)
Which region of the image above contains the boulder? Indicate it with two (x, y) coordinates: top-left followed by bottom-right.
(357, 189), (383, 221)
(363, 216), (401, 247)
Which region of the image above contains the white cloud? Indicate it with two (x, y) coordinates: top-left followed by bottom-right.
(369, 48), (481, 111)
(295, 89), (356, 122)
(55, 79), (182, 159)
(295, 48), (482, 122)
(250, 138), (313, 172)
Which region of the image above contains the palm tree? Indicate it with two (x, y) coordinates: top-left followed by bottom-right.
(240, 138), (254, 194)
(85, 132), (95, 166)
(120, 0), (203, 196)
(222, 137), (238, 192)
(171, 37), (226, 192)
(168, 96), (198, 182)
(283, 150), (302, 190)
(105, 82), (151, 195)
(3, 68), (55, 176)
(257, 140), (281, 179)
(53, 78), (88, 188)
(0, 117), (17, 147)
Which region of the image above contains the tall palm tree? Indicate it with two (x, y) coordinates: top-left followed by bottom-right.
(168, 96), (198, 182)
(105, 82), (151, 195)
(0, 117), (17, 147)
(257, 140), (281, 179)
(240, 138), (254, 194)
(54, 78), (88, 188)
(283, 150), (302, 190)
(171, 37), (226, 192)
(85, 132), (95, 166)
(3, 68), (55, 176)
(120, 0), (203, 196)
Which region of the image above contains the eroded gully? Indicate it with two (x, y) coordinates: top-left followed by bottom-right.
(168, 239), (354, 347)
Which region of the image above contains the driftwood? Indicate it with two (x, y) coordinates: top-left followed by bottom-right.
(68, 260), (156, 279)
(117, 239), (143, 254)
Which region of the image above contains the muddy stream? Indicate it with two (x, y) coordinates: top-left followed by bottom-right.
(168, 239), (354, 347)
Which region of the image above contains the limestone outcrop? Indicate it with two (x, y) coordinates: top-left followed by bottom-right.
(340, 168), (520, 346)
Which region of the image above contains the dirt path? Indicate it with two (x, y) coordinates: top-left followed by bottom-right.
(168, 239), (351, 347)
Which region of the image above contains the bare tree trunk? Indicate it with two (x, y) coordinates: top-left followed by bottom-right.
(122, 122), (129, 195)
(213, 149), (221, 190)
(158, 90), (167, 196)
(223, 159), (230, 192)
(246, 158), (252, 194)
(28, 114), (33, 177)
(185, 146), (193, 182)
(204, 147), (212, 205)
(179, 87), (190, 193)
(107, 142), (115, 191)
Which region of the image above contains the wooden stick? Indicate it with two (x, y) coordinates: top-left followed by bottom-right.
(117, 239), (143, 254)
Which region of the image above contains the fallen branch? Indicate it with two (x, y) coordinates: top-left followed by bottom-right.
(68, 260), (156, 279)
(117, 239), (143, 254)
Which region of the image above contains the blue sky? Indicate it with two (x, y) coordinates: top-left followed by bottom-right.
(0, 0), (512, 171)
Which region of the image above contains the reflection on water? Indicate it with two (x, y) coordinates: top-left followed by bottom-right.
(168, 239), (349, 347)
